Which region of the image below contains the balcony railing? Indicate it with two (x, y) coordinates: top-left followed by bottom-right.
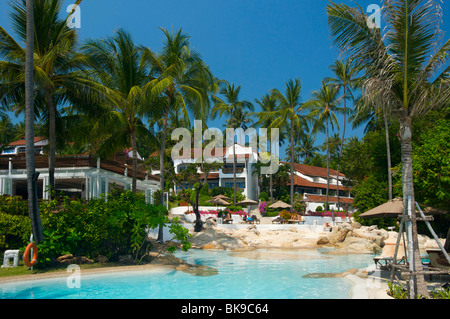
(222, 167), (244, 174)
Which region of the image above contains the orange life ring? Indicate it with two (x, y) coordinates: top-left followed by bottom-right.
(23, 243), (38, 267)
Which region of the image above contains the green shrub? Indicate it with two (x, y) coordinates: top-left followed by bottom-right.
(37, 190), (168, 267)
(259, 191), (269, 202)
(316, 206), (323, 212)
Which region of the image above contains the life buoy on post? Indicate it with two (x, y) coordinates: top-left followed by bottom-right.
(23, 243), (38, 267)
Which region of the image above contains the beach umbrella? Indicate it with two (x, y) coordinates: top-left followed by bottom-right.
(359, 197), (446, 218)
(213, 194), (231, 201)
(207, 197), (231, 206)
(268, 200), (291, 209)
(236, 199), (258, 206)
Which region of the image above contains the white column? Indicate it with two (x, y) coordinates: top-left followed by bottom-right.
(85, 176), (89, 200)
(104, 176), (109, 201)
(42, 176), (48, 200)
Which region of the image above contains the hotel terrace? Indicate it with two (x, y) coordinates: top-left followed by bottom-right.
(0, 137), (160, 202)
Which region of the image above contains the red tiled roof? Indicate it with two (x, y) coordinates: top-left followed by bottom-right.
(291, 174), (351, 191)
(305, 194), (354, 205)
(8, 136), (47, 146)
(282, 162), (345, 178)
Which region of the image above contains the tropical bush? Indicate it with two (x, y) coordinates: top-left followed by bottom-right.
(0, 191), (192, 268)
(258, 201), (267, 215)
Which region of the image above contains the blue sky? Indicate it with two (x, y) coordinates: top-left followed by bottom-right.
(1, 0), (449, 159)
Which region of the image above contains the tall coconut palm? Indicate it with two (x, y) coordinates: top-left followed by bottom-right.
(304, 81), (343, 213)
(0, 0), (84, 196)
(270, 79), (308, 214)
(296, 134), (320, 165)
(145, 27), (213, 199)
(254, 93), (279, 204)
(144, 27), (214, 241)
(25, 0), (43, 244)
(212, 82), (254, 205)
(351, 93), (394, 200)
(327, 59), (360, 209)
(80, 28), (154, 192)
(327, 0), (450, 298)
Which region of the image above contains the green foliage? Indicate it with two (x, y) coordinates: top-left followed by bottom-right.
(167, 218), (192, 253)
(37, 190), (168, 267)
(280, 210), (291, 220)
(0, 191), (188, 268)
(315, 205), (323, 212)
(412, 116), (450, 210)
(259, 191), (269, 202)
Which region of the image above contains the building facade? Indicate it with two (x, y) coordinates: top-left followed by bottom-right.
(154, 143), (260, 201)
(285, 162), (355, 213)
(0, 138), (159, 202)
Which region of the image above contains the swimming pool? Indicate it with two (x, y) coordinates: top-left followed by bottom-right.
(0, 248), (375, 299)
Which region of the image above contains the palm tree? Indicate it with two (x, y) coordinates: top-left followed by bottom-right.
(0, 0), (84, 195)
(80, 28), (154, 192)
(254, 93), (279, 204)
(327, 0), (450, 298)
(270, 79), (308, 214)
(145, 27), (213, 199)
(212, 82), (253, 205)
(144, 27), (214, 241)
(304, 81), (343, 213)
(296, 134), (320, 165)
(351, 94), (394, 200)
(25, 0), (43, 244)
(0, 116), (15, 151)
(327, 59), (360, 209)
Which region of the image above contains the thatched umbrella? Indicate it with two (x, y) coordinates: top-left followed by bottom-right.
(207, 197), (231, 206)
(359, 197), (447, 218)
(213, 194), (231, 201)
(269, 200), (291, 209)
(237, 199), (258, 206)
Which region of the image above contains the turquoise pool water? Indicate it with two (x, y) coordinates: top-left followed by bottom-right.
(0, 249), (375, 299)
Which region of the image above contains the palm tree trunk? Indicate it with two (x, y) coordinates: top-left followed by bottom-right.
(399, 115), (428, 298)
(290, 120), (294, 214)
(44, 87), (56, 198)
(157, 108), (169, 243)
(384, 107), (392, 200)
(269, 140), (273, 204)
(130, 129), (138, 193)
(232, 112), (237, 206)
(336, 86), (346, 212)
(25, 0), (43, 244)
(326, 117), (330, 218)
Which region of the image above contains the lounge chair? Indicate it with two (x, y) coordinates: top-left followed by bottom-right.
(272, 216), (283, 224)
(288, 214), (305, 224)
(250, 215), (260, 224)
(426, 249), (450, 270)
(323, 222), (332, 232)
(223, 213), (233, 224)
(374, 242), (406, 269)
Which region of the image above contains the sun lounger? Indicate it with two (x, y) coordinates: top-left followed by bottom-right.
(223, 213), (233, 224)
(426, 249), (450, 270)
(374, 242), (406, 269)
(323, 222), (332, 232)
(288, 214), (305, 224)
(272, 216), (283, 224)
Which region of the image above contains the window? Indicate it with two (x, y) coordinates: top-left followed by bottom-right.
(225, 182), (245, 189)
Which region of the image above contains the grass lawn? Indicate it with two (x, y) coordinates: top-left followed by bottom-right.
(0, 260), (123, 279)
